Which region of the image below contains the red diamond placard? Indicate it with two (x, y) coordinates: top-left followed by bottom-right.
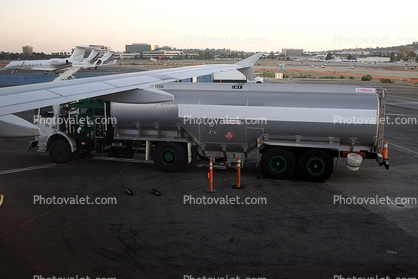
(225, 131), (234, 141)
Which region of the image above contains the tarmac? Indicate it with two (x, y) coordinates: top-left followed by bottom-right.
(0, 65), (418, 279)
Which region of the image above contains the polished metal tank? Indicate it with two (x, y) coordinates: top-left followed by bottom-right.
(111, 83), (384, 154)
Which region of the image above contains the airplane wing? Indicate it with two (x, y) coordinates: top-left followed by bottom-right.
(0, 52), (263, 117)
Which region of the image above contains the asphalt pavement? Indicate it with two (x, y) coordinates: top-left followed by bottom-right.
(0, 75), (417, 279)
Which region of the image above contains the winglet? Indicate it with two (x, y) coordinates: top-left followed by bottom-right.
(234, 52), (264, 81)
(235, 52), (264, 68)
(68, 46), (88, 62)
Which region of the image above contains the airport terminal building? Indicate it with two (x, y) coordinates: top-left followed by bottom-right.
(357, 57), (390, 63)
(282, 48), (304, 56)
(123, 43), (183, 59)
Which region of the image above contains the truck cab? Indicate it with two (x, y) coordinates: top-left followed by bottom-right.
(33, 99), (111, 163)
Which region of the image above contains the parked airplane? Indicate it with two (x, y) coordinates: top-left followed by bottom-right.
(81, 47), (104, 69)
(96, 50), (116, 66)
(4, 46), (88, 71)
(83, 48), (102, 64)
(0, 52), (264, 137)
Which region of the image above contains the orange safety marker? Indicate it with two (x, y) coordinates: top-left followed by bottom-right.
(232, 156), (245, 189)
(382, 141), (389, 159)
(381, 141), (389, 169)
(206, 159), (217, 193)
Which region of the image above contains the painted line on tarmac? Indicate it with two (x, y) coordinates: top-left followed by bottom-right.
(0, 158), (97, 176)
(95, 157), (152, 163)
(388, 103), (418, 110)
(391, 143), (418, 157)
(95, 156), (152, 164)
(0, 163), (59, 175)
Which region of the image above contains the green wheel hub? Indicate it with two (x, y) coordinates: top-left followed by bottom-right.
(54, 146), (66, 159)
(269, 155), (288, 174)
(163, 151), (175, 163)
(306, 157), (325, 176)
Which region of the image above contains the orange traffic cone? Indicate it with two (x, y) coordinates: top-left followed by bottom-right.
(381, 141), (389, 169)
(382, 141), (388, 160)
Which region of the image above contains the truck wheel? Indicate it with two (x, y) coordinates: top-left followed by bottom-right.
(49, 139), (72, 164)
(261, 147), (296, 179)
(298, 150), (333, 182)
(153, 143), (186, 172)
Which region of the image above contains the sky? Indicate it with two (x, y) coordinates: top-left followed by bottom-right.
(1, 0), (417, 54)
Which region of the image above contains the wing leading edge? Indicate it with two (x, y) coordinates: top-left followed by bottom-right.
(0, 52), (264, 117)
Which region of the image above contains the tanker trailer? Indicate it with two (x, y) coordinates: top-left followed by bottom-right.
(110, 82), (388, 182)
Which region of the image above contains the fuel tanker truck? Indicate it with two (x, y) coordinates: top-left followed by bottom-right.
(32, 82), (388, 182)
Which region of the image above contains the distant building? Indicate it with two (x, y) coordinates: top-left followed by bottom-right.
(357, 57), (390, 63)
(159, 46), (175, 50)
(125, 43), (178, 53)
(125, 43), (152, 53)
(117, 53), (141, 59)
(282, 48), (303, 56)
(22, 45), (33, 55)
(124, 43), (180, 58)
(142, 50), (184, 58)
(89, 45), (111, 50)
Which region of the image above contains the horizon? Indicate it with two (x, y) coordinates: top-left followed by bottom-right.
(1, 42), (414, 56)
(1, 0), (417, 54)
(0, 42), (415, 55)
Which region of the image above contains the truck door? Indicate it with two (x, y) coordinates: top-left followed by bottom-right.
(35, 104), (60, 137)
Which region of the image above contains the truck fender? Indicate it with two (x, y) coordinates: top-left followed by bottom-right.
(46, 132), (77, 153)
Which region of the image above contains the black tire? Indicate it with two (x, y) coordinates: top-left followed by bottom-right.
(298, 150), (333, 182)
(153, 143), (186, 172)
(49, 139), (72, 163)
(261, 147), (296, 179)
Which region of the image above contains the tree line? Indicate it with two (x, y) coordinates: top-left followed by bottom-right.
(0, 52), (70, 60)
